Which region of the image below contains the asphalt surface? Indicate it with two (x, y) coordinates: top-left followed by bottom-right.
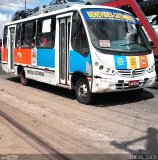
(0, 63), (158, 160)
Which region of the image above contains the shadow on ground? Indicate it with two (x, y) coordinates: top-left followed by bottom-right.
(7, 77), (76, 100)
(92, 89), (154, 107)
(111, 127), (158, 154)
(7, 77), (155, 107)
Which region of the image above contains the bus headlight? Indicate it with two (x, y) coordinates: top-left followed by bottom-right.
(95, 62), (99, 66)
(99, 65), (104, 70)
(105, 67), (110, 73)
(104, 67), (116, 75)
(102, 66), (116, 75)
(147, 65), (155, 73)
(96, 62), (116, 75)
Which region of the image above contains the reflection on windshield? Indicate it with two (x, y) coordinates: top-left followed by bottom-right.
(88, 20), (150, 52)
(82, 9), (150, 52)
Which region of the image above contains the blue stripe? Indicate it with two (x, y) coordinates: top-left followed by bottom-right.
(37, 48), (55, 68)
(114, 55), (127, 69)
(69, 51), (91, 73)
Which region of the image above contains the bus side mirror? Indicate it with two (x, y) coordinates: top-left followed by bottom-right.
(150, 41), (156, 48)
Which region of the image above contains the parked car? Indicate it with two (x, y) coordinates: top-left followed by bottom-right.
(44, 0), (83, 13)
(84, 0), (116, 5)
(29, 5), (47, 16)
(44, 0), (118, 13)
(11, 9), (32, 21)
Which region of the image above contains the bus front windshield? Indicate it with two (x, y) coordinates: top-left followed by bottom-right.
(82, 9), (150, 53)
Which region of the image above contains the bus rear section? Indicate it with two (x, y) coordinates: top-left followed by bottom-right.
(1, 6), (156, 104)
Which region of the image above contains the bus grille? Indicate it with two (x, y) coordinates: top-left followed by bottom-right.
(117, 69), (146, 77)
(115, 80), (147, 89)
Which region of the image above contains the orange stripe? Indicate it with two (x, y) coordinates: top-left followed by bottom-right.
(14, 48), (32, 65)
(2, 48), (8, 62)
(139, 55), (148, 68)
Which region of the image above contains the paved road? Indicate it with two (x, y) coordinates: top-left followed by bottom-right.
(0, 63), (158, 160)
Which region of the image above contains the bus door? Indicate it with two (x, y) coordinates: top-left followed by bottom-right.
(58, 16), (71, 85)
(8, 26), (16, 73)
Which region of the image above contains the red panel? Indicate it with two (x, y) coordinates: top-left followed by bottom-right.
(14, 48), (32, 65)
(129, 0), (158, 56)
(2, 48), (8, 62)
(102, 0), (158, 56)
(102, 0), (128, 7)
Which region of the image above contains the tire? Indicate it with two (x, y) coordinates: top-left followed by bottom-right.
(20, 69), (28, 86)
(19, 14), (22, 19)
(75, 78), (93, 104)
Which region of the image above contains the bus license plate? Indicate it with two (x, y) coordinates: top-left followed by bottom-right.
(128, 80), (139, 87)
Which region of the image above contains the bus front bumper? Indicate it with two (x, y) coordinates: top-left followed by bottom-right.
(92, 74), (156, 93)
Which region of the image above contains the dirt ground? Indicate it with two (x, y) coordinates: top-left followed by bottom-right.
(0, 66), (158, 160)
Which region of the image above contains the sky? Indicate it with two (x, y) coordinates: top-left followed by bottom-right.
(0, 0), (50, 37)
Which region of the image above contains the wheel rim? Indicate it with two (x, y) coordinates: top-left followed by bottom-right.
(78, 82), (88, 99)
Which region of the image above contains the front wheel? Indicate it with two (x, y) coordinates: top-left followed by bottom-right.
(75, 78), (93, 104)
(20, 69), (28, 86)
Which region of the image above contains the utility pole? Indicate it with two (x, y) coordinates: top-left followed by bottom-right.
(25, 0), (26, 10)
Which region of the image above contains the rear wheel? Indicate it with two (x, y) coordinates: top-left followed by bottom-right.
(20, 69), (28, 86)
(75, 78), (93, 104)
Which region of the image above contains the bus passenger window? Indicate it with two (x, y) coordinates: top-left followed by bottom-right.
(3, 27), (8, 48)
(51, 18), (56, 48)
(40, 36), (48, 47)
(15, 23), (21, 48)
(71, 12), (89, 56)
(21, 21), (36, 48)
(36, 18), (55, 48)
(31, 39), (35, 47)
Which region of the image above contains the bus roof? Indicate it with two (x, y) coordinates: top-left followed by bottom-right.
(5, 5), (133, 26)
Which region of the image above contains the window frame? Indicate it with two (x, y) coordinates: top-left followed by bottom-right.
(71, 11), (90, 57)
(21, 20), (36, 48)
(15, 23), (22, 48)
(3, 26), (8, 48)
(36, 16), (56, 48)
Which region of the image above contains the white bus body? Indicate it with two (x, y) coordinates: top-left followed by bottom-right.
(1, 5), (156, 104)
